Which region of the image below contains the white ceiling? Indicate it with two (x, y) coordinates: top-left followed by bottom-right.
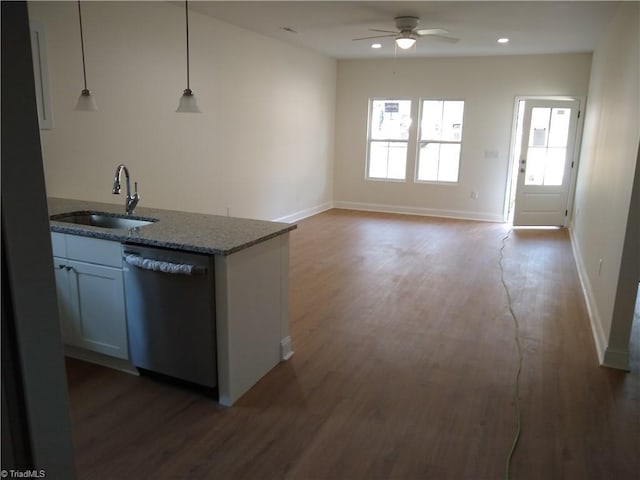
(189, 1), (621, 59)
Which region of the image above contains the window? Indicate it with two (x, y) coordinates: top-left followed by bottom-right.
(417, 100), (464, 183)
(366, 99), (412, 180)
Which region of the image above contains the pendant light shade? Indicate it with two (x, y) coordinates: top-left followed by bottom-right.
(76, 88), (98, 111)
(177, 1), (201, 113)
(177, 88), (201, 113)
(75, 1), (97, 111)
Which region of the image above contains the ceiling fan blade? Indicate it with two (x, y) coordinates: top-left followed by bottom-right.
(352, 34), (396, 41)
(368, 28), (398, 34)
(416, 28), (449, 36)
(422, 34), (460, 44)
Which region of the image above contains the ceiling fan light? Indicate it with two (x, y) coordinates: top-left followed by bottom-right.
(396, 36), (416, 49)
(176, 88), (201, 113)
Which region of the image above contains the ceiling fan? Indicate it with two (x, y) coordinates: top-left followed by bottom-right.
(353, 16), (459, 49)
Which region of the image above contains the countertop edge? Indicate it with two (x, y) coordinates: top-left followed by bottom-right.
(48, 198), (297, 256)
(49, 224), (297, 256)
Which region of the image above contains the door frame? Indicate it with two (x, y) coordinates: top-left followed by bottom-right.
(504, 95), (586, 225)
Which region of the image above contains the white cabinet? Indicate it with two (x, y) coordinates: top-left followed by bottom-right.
(51, 233), (128, 359)
(53, 259), (74, 345)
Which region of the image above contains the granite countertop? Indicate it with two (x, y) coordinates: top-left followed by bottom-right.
(48, 197), (297, 256)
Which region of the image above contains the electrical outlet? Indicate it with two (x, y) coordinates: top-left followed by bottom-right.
(470, 191), (479, 199)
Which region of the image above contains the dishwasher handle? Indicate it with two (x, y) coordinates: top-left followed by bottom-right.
(123, 253), (207, 275)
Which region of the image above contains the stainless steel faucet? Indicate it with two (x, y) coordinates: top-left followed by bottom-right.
(112, 164), (140, 215)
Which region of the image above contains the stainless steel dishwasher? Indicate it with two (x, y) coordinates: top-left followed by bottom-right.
(122, 244), (216, 389)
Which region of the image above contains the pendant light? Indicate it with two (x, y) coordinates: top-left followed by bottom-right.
(74, 0), (97, 111)
(176, 0), (201, 113)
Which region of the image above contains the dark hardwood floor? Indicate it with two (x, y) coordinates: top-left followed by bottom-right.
(65, 209), (640, 479)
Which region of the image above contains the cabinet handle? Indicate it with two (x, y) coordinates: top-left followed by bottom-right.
(65, 266), (74, 272)
(58, 264), (66, 269)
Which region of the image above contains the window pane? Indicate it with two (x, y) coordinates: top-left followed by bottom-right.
(437, 144), (461, 182)
(369, 142), (389, 178)
(524, 145), (567, 186)
(420, 101), (443, 140)
(417, 143), (439, 181)
(548, 108), (571, 147)
(387, 144), (407, 179)
(369, 141), (407, 180)
(524, 147), (545, 185)
(441, 101), (464, 141)
(417, 142), (460, 182)
(370, 100), (412, 140)
(528, 107), (551, 147)
(421, 100), (464, 141)
(543, 147), (566, 185)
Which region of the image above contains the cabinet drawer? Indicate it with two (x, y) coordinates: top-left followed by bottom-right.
(65, 235), (122, 268)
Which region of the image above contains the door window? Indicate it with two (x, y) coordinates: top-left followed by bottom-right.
(525, 107), (572, 186)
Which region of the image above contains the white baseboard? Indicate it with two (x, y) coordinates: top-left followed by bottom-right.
(568, 228), (612, 367)
(603, 347), (630, 371)
(333, 201), (504, 223)
(280, 336), (294, 361)
(64, 345), (139, 375)
(274, 202), (333, 224)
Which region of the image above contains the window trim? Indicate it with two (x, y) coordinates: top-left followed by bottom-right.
(365, 98), (413, 182)
(415, 98), (465, 185)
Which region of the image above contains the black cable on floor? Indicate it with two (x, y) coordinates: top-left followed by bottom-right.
(499, 230), (522, 480)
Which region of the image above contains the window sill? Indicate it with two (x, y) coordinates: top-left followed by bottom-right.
(415, 180), (460, 186)
(365, 177), (407, 183)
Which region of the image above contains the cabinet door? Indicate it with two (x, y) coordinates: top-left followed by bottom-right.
(68, 260), (128, 359)
(52, 257), (75, 344)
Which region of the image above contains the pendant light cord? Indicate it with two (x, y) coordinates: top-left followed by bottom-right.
(77, 0), (88, 90)
(184, 0), (190, 90)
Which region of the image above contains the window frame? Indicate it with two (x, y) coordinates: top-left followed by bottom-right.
(415, 98), (465, 185)
(365, 98), (413, 182)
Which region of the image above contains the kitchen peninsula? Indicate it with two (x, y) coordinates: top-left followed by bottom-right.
(48, 197), (296, 406)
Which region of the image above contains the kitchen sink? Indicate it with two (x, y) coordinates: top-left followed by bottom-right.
(51, 211), (158, 229)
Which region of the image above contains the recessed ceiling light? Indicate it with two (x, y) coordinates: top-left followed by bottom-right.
(371, 43), (382, 49)
(498, 37), (510, 44)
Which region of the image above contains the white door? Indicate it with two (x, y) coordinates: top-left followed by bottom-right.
(513, 99), (580, 226)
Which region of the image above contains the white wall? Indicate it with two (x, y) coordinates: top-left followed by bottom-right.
(571, 3), (640, 369)
(28, 1), (336, 221)
(334, 54), (592, 221)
